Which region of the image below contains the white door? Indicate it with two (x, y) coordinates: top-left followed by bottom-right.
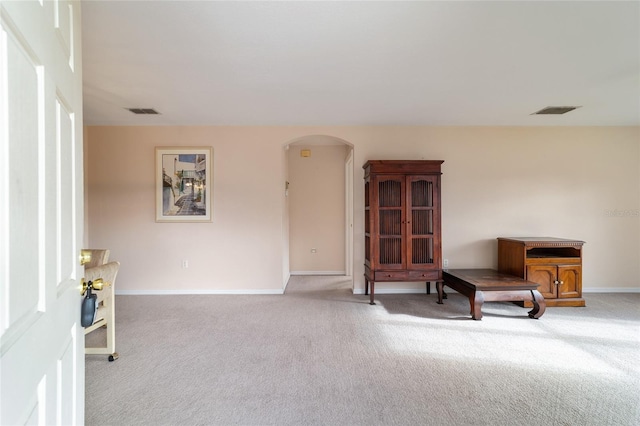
(1, 1), (84, 424)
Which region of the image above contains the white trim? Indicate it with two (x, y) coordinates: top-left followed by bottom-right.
(115, 289), (285, 296)
(290, 271), (346, 276)
(115, 287), (640, 296)
(352, 288), (429, 295)
(282, 272), (291, 292)
(345, 148), (353, 277)
(282, 272), (291, 293)
(0, 23), (9, 336)
(351, 288), (640, 295)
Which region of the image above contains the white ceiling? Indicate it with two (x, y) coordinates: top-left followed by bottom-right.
(81, 1), (640, 126)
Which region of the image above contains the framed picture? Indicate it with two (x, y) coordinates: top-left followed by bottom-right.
(155, 146), (212, 222)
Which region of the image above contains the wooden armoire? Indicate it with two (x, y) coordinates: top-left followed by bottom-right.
(363, 160), (444, 305)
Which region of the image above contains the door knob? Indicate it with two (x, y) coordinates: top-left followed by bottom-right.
(79, 250), (92, 265)
(81, 278), (104, 295)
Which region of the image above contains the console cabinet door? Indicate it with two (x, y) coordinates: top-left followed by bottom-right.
(558, 266), (581, 299)
(527, 265), (558, 299)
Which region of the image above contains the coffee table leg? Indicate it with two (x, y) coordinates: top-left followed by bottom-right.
(471, 291), (484, 320)
(528, 289), (546, 319)
(436, 282), (444, 304)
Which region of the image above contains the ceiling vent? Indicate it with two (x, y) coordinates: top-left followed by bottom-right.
(127, 108), (160, 115)
(532, 106), (580, 115)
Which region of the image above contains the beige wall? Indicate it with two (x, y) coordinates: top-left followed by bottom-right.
(85, 126), (640, 294)
(288, 144), (348, 274)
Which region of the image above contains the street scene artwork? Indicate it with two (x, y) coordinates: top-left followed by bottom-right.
(156, 147), (212, 222)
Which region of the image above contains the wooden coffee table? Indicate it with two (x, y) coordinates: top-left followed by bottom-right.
(439, 269), (545, 320)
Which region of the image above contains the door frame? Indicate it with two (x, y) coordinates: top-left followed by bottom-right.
(283, 135), (354, 285)
(345, 147), (354, 277)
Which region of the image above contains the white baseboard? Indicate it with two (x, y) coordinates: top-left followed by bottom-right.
(113, 287), (640, 296)
(282, 272), (291, 293)
(352, 288), (640, 295)
(290, 271), (346, 276)
(115, 289), (285, 296)
(352, 288), (429, 295)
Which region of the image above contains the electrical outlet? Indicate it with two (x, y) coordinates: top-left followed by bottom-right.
(311, 248), (317, 253)
(182, 259), (189, 268)
(443, 259), (449, 268)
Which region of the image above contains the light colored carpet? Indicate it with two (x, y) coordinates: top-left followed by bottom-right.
(86, 276), (640, 426)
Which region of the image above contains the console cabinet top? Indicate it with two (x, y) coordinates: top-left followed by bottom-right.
(498, 237), (585, 247)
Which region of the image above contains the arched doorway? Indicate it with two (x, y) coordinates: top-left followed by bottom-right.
(284, 135), (354, 290)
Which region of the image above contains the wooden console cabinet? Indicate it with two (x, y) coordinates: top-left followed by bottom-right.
(497, 237), (585, 307)
(364, 160), (444, 305)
